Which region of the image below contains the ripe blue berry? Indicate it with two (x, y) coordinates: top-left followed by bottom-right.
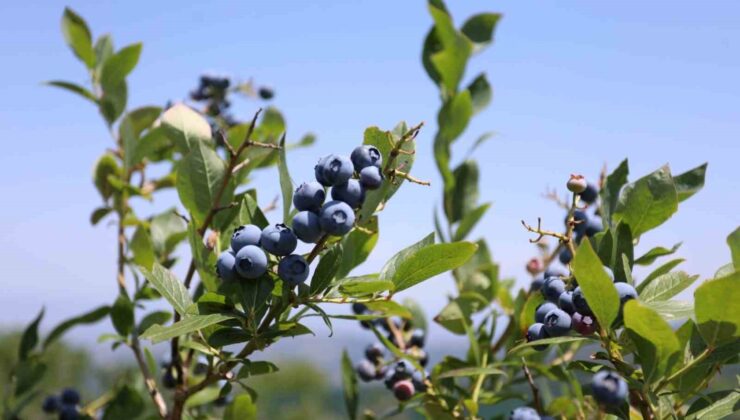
(319, 200), (355, 235)
(331, 179), (366, 208)
(231, 224), (261, 252)
(365, 342), (384, 362)
(409, 328), (425, 348)
(278, 254), (310, 286)
(59, 405), (80, 420)
(591, 370), (628, 406)
(558, 291), (575, 314)
(543, 308), (572, 336)
(392, 379), (415, 401)
(509, 406), (541, 420)
(42, 396), (60, 413)
(542, 277), (566, 302)
(580, 183), (598, 204)
(356, 359), (377, 382)
(260, 224), (297, 256)
(531, 276), (545, 292)
(535, 302), (559, 324)
(359, 166), (384, 190)
(585, 217), (603, 237)
(316, 154), (354, 186)
(216, 250), (239, 281)
(351, 145), (383, 170)
(292, 211), (323, 243)
(569, 210), (588, 236)
(559, 248), (573, 264)
(234, 245), (268, 279)
(572, 286), (592, 315)
(615, 282), (638, 305)
(352, 303), (368, 315)
(412, 370), (428, 392)
(60, 388), (80, 405)
(293, 181), (326, 212)
(544, 267), (567, 278)
(526, 323), (549, 351)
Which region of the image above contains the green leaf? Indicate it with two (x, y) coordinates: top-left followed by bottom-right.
(232, 276), (273, 320)
(61, 8), (95, 68)
(94, 34), (114, 72)
(111, 294), (134, 336)
(728, 227), (740, 270)
(130, 226), (155, 270)
(100, 43), (142, 91)
(340, 349), (358, 420)
(644, 300), (693, 321)
(18, 308), (44, 361)
(161, 103), (212, 153)
(427, 2), (473, 94)
(446, 160), (479, 223)
(14, 359), (46, 396)
(188, 223), (218, 292)
(309, 244), (343, 295)
(637, 258), (686, 293)
(685, 390), (740, 420)
(238, 193), (270, 229)
(378, 233), (434, 282)
(694, 271), (740, 345)
(438, 90), (473, 144)
(139, 263), (193, 316)
(176, 140), (234, 226)
(571, 240), (620, 329)
(45, 80), (97, 103)
(224, 394), (257, 420)
(436, 366), (506, 379)
(122, 106), (162, 138)
(466, 73), (492, 115)
(338, 276), (392, 296)
(640, 271), (699, 302)
(134, 126), (172, 163)
(103, 385), (144, 420)
(208, 328), (251, 347)
(99, 79), (127, 125)
(673, 162), (707, 202)
(364, 301), (412, 319)
(141, 313), (232, 343)
(137, 311), (172, 335)
(623, 300), (681, 383)
(93, 153), (121, 201)
(150, 209), (187, 255)
(276, 134), (293, 224)
(453, 203), (490, 241)
(389, 242), (477, 292)
(44, 306), (110, 349)
(403, 298), (428, 332)
(612, 222), (634, 283)
(613, 165), (678, 237)
(90, 207), (113, 225)
(461, 13), (501, 51)
(600, 159), (629, 227)
(634, 242), (682, 266)
(238, 361), (279, 378)
(508, 336), (596, 354)
(337, 216), (378, 279)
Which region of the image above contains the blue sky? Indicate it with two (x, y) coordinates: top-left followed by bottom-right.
(0, 1), (738, 358)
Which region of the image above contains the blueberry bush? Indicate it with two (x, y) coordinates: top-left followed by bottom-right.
(4, 3), (739, 420)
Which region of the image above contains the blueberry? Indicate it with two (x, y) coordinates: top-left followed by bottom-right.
(580, 183), (598, 204)
(526, 323), (549, 351)
(216, 250), (239, 281)
(412, 370), (428, 392)
(60, 388), (80, 405)
(558, 291), (575, 314)
(542, 277), (566, 302)
(331, 179), (366, 208)
(585, 217), (603, 237)
(193, 355), (208, 375)
(384, 362), (412, 389)
(231, 224), (261, 252)
(392, 379), (415, 401)
(355, 359), (377, 382)
(409, 329), (425, 348)
(292, 211), (323, 243)
(277, 254), (310, 286)
(162, 370), (177, 389)
(319, 200), (355, 236)
(316, 154), (354, 186)
(559, 248), (573, 264)
(42, 395), (60, 413)
(59, 405), (80, 420)
(531, 276), (545, 292)
(509, 406), (541, 420)
(417, 349), (429, 367)
(543, 308), (572, 336)
(567, 174), (588, 193)
(572, 286), (592, 316)
(293, 182), (326, 212)
(351, 145), (383, 170)
(365, 342), (384, 363)
(234, 245), (268, 279)
(615, 282), (638, 305)
(535, 302), (559, 324)
(359, 166), (384, 190)
(544, 268), (567, 278)
(258, 86), (274, 100)
(394, 360), (413, 376)
(260, 223), (297, 256)
(572, 312), (597, 335)
(591, 370), (628, 406)
(568, 210), (588, 236)
(352, 303), (368, 315)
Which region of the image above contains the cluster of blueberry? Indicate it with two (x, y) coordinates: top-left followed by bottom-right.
(214, 145), (385, 286)
(41, 388), (81, 420)
(189, 74), (274, 126)
(509, 406), (554, 420)
(559, 177), (602, 264)
(351, 304), (429, 402)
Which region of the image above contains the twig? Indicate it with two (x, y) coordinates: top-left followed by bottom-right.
(522, 358), (542, 414)
(261, 195), (280, 213)
(388, 169), (431, 186)
(521, 218), (568, 243)
(130, 337), (168, 418)
(542, 187), (570, 210)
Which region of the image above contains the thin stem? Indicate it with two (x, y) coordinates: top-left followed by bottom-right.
(521, 358), (542, 414)
(130, 337), (168, 418)
(655, 347), (714, 392)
